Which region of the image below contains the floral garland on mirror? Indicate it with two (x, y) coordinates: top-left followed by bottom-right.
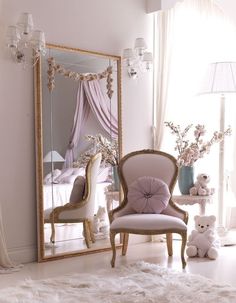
(47, 57), (114, 98)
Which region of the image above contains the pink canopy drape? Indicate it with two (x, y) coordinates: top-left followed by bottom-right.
(64, 79), (118, 168)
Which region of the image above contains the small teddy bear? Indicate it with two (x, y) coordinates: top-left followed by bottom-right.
(92, 206), (109, 234)
(189, 173), (215, 196)
(186, 215), (220, 259)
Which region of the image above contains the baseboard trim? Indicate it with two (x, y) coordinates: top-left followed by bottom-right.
(7, 236), (150, 264)
(8, 245), (37, 264)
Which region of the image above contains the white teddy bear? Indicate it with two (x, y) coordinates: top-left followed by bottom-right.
(189, 173), (215, 196)
(92, 206), (109, 234)
(186, 215), (220, 259)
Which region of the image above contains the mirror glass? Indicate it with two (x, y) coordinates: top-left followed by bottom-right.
(35, 44), (122, 261)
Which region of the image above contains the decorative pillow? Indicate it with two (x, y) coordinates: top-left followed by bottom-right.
(43, 169), (61, 184)
(69, 176), (86, 204)
(127, 176), (170, 214)
(55, 167), (85, 184)
(54, 168), (74, 183)
(61, 174), (78, 184)
(72, 167), (85, 176)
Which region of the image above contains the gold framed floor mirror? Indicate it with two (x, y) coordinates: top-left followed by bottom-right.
(34, 43), (122, 261)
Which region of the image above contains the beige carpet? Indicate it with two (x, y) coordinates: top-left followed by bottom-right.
(0, 261), (236, 302)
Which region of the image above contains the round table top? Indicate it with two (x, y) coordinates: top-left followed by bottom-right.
(172, 194), (213, 205)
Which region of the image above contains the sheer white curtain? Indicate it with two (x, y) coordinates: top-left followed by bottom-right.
(0, 205), (22, 273)
(153, 7), (176, 149)
(153, 0), (236, 218)
(154, 0), (236, 148)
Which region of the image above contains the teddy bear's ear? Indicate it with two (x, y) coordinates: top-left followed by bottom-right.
(194, 215), (200, 221)
(209, 215), (216, 222)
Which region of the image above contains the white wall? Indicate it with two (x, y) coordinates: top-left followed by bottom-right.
(0, 0), (153, 262)
(216, 0), (236, 24)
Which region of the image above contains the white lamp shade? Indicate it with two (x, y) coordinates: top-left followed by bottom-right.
(6, 26), (20, 48)
(123, 48), (134, 59)
(122, 37), (152, 77)
(134, 38), (147, 50)
(200, 62), (236, 94)
(31, 30), (46, 50)
(43, 151), (65, 163)
(17, 12), (34, 35)
(143, 52), (153, 62)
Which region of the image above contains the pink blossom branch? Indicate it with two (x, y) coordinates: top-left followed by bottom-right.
(165, 121), (231, 167)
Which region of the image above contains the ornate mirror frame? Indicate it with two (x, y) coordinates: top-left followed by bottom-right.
(34, 43), (122, 262)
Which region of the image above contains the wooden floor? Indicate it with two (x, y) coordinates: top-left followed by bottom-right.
(0, 240), (236, 289)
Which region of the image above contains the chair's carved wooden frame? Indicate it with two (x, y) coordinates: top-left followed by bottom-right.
(109, 149), (189, 269)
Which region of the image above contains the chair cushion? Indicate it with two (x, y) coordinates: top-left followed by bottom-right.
(127, 176), (170, 214)
(69, 176), (86, 204)
(110, 214), (187, 231)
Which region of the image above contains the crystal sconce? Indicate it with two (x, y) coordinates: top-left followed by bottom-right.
(6, 13), (46, 67)
(123, 38), (153, 79)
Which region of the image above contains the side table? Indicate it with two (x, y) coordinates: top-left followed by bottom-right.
(105, 185), (120, 212)
(172, 195), (213, 216)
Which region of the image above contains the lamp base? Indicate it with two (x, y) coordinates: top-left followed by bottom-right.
(44, 242), (59, 249)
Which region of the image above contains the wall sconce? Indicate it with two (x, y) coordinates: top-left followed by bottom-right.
(123, 38), (153, 79)
(6, 13), (46, 67)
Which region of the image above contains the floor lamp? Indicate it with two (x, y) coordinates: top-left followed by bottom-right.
(43, 150), (65, 247)
(43, 150), (65, 172)
(43, 150), (65, 248)
(43, 149), (65, 205)
(200, 62), (236, 244)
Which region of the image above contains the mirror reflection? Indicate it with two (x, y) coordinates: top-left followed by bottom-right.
(35, 44), (122, 260)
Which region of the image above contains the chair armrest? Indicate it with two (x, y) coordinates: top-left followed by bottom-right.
(108, 197), (133, 223)
(161, 198), (188, 224)
(49, 199), (89, 221)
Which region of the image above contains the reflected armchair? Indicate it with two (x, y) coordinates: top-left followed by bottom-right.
(44, 153), (102, 248)
(109, 150), (188, 268)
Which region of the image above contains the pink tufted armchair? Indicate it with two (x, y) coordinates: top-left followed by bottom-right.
(109, 149), (188, 268)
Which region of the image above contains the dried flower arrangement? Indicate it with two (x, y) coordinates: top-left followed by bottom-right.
(165, 122), (231, 167)
(73, 134), (118, 168)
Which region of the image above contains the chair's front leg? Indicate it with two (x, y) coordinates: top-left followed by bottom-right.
(50, 222), (55, 244)
(166, 233), (173, 256)
(110, 231), (116, 268)
(180, 230), (187, 269)
(83, 220), (91, 248)
(88, 219), (95, 243)
(122, 233), (129, 256)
